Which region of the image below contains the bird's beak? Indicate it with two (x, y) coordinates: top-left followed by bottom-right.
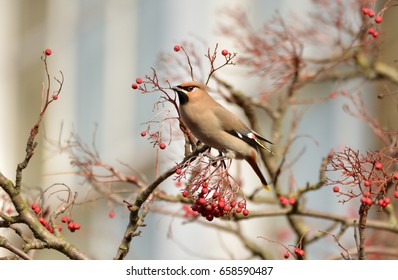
(172, 86), (189, 104)
(171, 86), (182, 93)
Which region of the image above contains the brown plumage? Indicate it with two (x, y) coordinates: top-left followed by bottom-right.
(172, 81), (272, 190)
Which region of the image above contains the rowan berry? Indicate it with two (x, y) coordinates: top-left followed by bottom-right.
(362, 8), (369, 15)
(173, 45), (181, 52)
(284, 252), (290, 259)
(221, 49), (229, 56)
(159, 142), (166, 150)
(44, 48), (52, 56)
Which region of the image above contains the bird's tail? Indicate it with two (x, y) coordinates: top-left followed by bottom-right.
(246, 154), (270, 191)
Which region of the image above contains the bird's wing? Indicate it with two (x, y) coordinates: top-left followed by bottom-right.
(213, 105), (274, 153)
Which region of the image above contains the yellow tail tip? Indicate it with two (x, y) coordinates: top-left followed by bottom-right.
(263, 184), (270, 191)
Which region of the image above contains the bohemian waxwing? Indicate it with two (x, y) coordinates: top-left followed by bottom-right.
(172, 81), (272, 190)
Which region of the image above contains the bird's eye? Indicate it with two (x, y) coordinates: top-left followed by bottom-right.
(185, 86), (195, 92)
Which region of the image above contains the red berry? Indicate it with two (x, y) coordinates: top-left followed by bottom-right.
(384, 197), (391, 205)
(38, 217), (46, 225)
(364, 180), (371, 187)
(52, 94), (59, 100)
(364, 191), (371, 198)
(393, 173), (398, 180)
(372, 31), (379, 38)
(34, 207), (41, 214)
(159, 142), (166, 150)
(368, 28), (375, 35)
(284, 252), (290, 259)
(132, 83), (138, 89)
(140, 131), (147, 137)
(375, 16), (382, 23)
(73, 223), (81, 230)
(366, 197), (373, 205)
(108, 211), (115, 218)
(213, 208), (221, 217)
(206, 214), (214, 221)
(201, 187), (209, 194)
(197, 197), (206, 205)
(235, 207), (242, 213)
(238, 201), (245, 208)
(182, 191), (189, 198)
(294, 247), (304, 257)
(57, 225), (63, 231)
(68, 222), (75, 232)
(6, 208), (12, 214)
(176, 168), (182, 175)
(175, 180), (183, 187)
(212, 192), (219, 199)
(288, 198), (296, 205)
(368, 9), (375, 17)
(375, 162), (383, 170)
(230, 201), (237, 208)
(361, 196), (368, 204)
(394, 191), (398, 199)
(136, 77), (143, 84)
(221, 49), (229, 56)
(333, 186), (340, 192)
(218, 200), (225, 209)
(61, 216), (69, 223)
(223, 205), (231, 212)
(31, 204), (38, 211)
(362, 8), (369, 15)
(329, 91), (337, 98)
(242, 209), (249, 216)
(44, 48), (52, 56)
(174, 45), (181, 52)
(280, 196), (289, 206)
(341, 90), (348, 96)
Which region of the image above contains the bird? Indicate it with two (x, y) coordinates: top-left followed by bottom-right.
(172, 81), (273, 191)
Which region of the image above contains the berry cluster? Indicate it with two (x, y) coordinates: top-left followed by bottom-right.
(331, 156), (398, 208)
(181, 181), (249, 221)
(131, 77), (143, 90)
(31, 203), (82, 233)
(140, 130), (167, 150)
(362, 7), (382, 38)
(31, 204), (61, 233)
(278, 195), (296, 207)
(61, 216), (81, 232)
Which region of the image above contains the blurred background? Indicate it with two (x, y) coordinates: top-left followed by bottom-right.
(0, 0), (397, 259)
